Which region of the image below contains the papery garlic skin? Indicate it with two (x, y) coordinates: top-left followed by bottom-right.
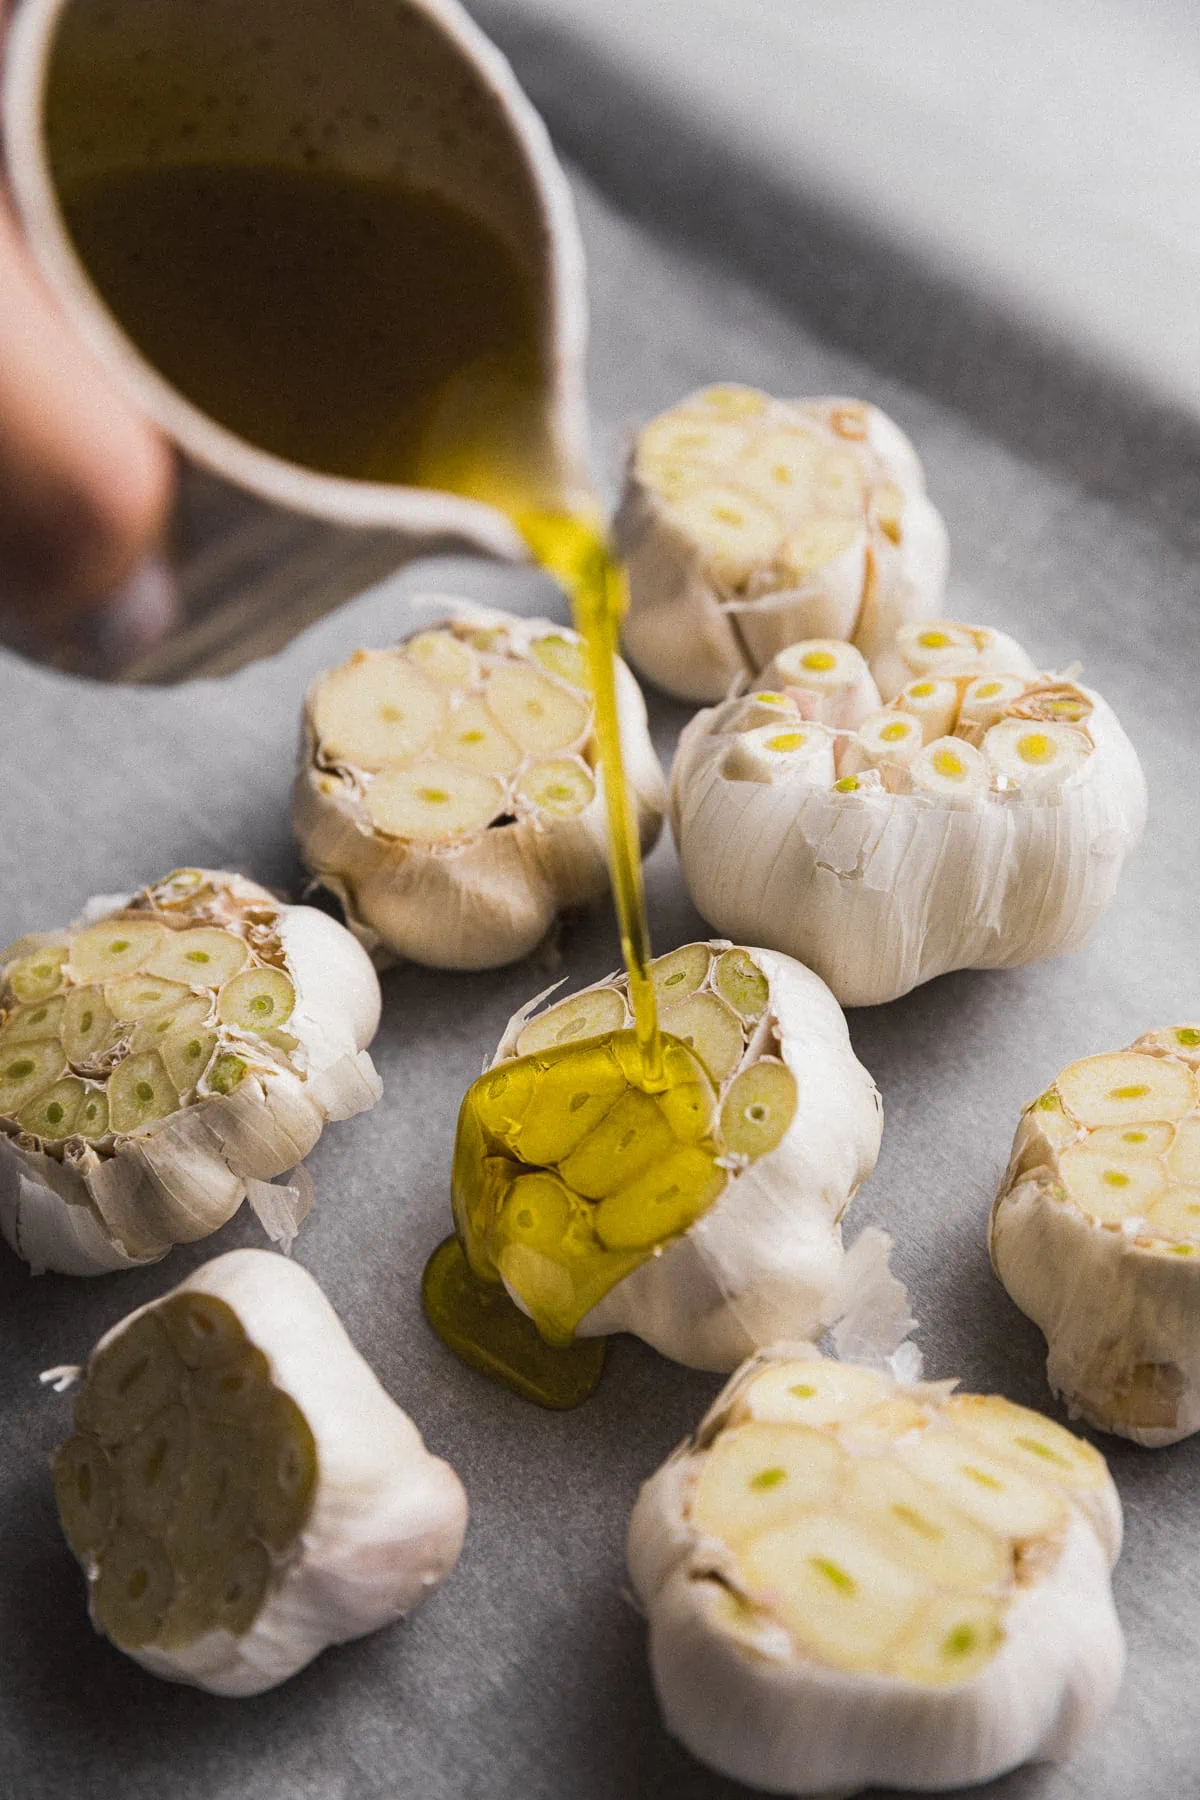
(292, 602), (666, 970)
(0, 871), (382, 1277)
(671, 630), (1146, 1006)
(628, 1346), (1123, 1796)
(992, 1027), (1200, 1447)
(52, 1250), (467, 1695)
(476, 942), (885, 1371)
(615, 386), (948, 703)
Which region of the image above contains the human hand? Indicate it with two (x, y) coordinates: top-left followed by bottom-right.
(0, 2), (175, 670)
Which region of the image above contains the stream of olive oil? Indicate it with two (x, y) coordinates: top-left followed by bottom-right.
(59, 162), (679, 1405)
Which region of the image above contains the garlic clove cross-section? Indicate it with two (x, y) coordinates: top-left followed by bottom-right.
(292, 602), (666, 970)
(992, 1026), (1200, 1446)
(453, 941), (889, 1371)
(628, 1345), (1123, 1795)
(614, 386), (949, 702)
(0, 869), (382, 1276)
(670, 624), (1146, 1005)
(51, 1249), (467, 1694)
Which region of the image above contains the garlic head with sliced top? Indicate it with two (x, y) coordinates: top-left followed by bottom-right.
(292, 603), (665, 970)
(615, 385), (948, 702)
(452, 940), (889, 1371)
(0, 869), (382, 1276)
(51, 1249), (467, 1694)
(992, 1026), (1200, 1446)
(671, 624), (1146, 1005)
(628, 1345), (1123, 1795)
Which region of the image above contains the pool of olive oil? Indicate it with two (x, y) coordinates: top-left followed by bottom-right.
(60, 160), (685, 1405)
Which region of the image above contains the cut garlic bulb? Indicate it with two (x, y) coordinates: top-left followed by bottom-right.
(51, 1250), (467, 1694)
(628, 1345), (1123, 1795)
(0, 870), (382, 1276)
(992, 1027), (1200, 1446)
(453, 941), (890, 1371)
(671, 629), (1146, 1005)
(293, 602), (665, 970)
(614, 386), (948, 702)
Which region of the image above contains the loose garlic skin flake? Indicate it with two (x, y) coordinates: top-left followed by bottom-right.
(614, 386), (949, 703)
(459, 942), (884, 1371)
(293, 604), (665, 970)
(672, 625), (1146, 1006)
(0, 870), (382, 1276)
(628, 1347), (1123, 1796)
(992, 1028), (1200, 1446)
(52, 1251), (467, 1695)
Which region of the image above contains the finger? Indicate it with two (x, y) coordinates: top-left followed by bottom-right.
(0, 182), (175, 642)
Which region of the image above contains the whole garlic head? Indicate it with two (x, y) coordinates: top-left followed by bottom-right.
(51, 1249), (467, 1695)
(628, 1346), (1123, 1796)
(671, 624), (1146, 1006)
(454, 941), (887, 1371)
(0, 869), (382, 1276)
(614, 385), (948, 703)
(292, 602), (665, 970)
(992, 1026), (1200, 1446)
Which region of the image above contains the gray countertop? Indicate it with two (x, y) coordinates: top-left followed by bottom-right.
(3, 12), (1200, 1797)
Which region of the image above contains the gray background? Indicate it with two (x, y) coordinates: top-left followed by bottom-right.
(3, 4), (1200, 1796)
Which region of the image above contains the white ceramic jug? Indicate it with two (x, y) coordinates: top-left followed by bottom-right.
(2, 0), (590, 573)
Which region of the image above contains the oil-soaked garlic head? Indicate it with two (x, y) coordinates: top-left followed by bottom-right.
(0, 870), (382, 1276)
(628, 1347), (1123, 1796)
(993, 1027), (1200, 1447)
(454, 941), (884, 1371)
(671, 629), (1146, 1006)
(52, 1250), (467, 1695)
(292, 603), (665, 971)
(614, 386), (949, 703)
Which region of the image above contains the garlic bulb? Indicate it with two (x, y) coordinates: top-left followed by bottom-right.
(453, 941), (888, 1371)
(614, 385), (948, 702)
(671, 624), (1146, 1006)
(51, 1249), (467, 1695)
(292, 603), (666, 970)
(992, 1026), (1200, 1447)
(628, 1345), (1124, 1795)
(0, 869), (382, 1276)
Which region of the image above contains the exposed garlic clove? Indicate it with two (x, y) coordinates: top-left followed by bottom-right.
(957, 672), (1033, 737)
(721, 722), (837, 788)
(843, 707), (925, 776)
(628, 1345), (1123, 1794)
(405, 627), (480, 690)
(615, 387), (948, 702)
(908, 737), (990, 803)
(461, 942), (888, 1371)
(983, 718), (1093, 794)
(992, 1028), (1200, 1445)
(893, 676), (960, 743)
(310, 651), (446, 769)
(757, 639), (882, 731)
(51, 1250), (467, 1694)
(670, 626), (1145, 1005)
(364, 762), (508, 843)
(0, 871), (382, 1277)
(293, 602), (665, 970)
(871, 618), (1037, 703)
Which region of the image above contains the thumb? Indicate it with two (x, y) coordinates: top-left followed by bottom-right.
(0, 157), (175, 654)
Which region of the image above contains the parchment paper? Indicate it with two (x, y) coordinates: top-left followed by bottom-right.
(1, 149), (1198, 1800)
